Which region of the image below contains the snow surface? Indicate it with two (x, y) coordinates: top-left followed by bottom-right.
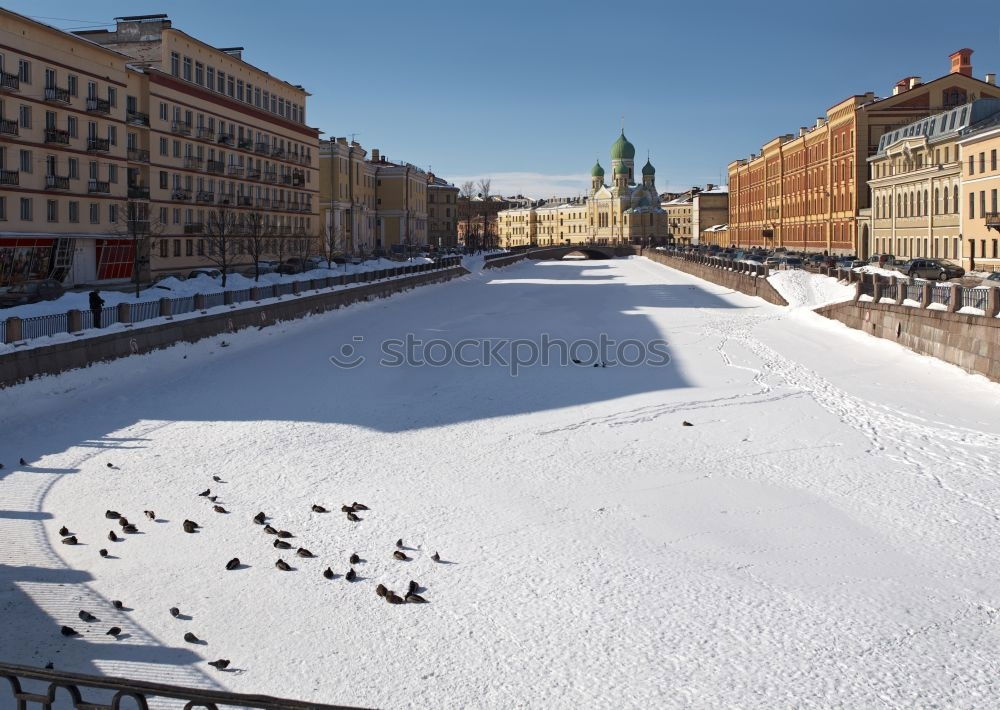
(3, 257), (1000, 708)
(767, 269), (854, 308)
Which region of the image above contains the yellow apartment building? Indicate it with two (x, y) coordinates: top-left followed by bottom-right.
(427, 173), (458, 249)
(958, 116), (1000, 272)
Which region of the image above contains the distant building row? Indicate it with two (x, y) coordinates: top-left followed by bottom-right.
(724, 49), (1000, 271)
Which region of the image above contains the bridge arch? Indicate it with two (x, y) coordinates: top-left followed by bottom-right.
(526, 245), (633, 260)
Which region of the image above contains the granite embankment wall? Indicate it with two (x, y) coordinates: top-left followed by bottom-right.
(641, 252), (788, 306)
(0, 266), (467, 388)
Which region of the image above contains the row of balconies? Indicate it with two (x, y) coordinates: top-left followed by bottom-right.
(37, 176), (113, 193)
(179, 222), (298, 236)
(166, 122), (311, 166)
(166, 190), (311, 212)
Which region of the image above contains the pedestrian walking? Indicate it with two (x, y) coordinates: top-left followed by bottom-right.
(89, 289), (105, 328)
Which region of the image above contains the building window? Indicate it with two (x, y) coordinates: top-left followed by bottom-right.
(969, 155), (975, 175)
(970, 192), (976, 219)
(170, 52), (179, 77)
(160, 137), (168, 155)
(186, 239), (193, 257)
(46, 199), (57, 222)
(182, 56), (192, 81)
(173, 239), (181, 257)
(159, 240), (168, 258)
(109, 164), (117, 184)
(20, 197), (31, 221)
(195, 62), (204, 85)
(67, 74), (77, 96)
(217, 71), (225, 93)
(19, 149), (30, 173)
(68, 158), (78, 179)
(18, 59), (30, 83)
(69, 201), (78, 223)
(159, 102), (168, 121)
(108, 86), (116, 107)
(237, 79), (244, 101)
(109, 204), (118, 223)
(67, 115), (77, 138)
(227, 75), (234, 97)
(90, 203), (99, 224)
(19, 104), (30, 129)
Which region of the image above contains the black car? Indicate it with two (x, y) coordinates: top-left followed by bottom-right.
(0, 279), (66, 308)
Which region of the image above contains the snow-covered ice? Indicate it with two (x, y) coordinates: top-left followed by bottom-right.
(2, 256), (1000, 708)
(767, 269), (854, 308)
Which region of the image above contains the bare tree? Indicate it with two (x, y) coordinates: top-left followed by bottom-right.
(459, 180), (476, 252)
(242, 209), (268, 282)
(477, 178), (493, 251)
(110, 199), (166, 298)
(290, 227), (315, 274)
(320, 214), (346, 270)
(201, 205), (241, 288)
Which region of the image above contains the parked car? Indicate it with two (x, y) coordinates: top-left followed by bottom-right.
(896, 259), (965, 280)
(0, 279), (66, 308)
(868, 253), (897, 267)
(983, 272), (1000, 285)
(764, 256), (780, 268)
(187, 268), (221, 280)
(779, 257), (804, 269)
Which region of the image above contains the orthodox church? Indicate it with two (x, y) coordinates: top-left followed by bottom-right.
(587, 130), (667, 243)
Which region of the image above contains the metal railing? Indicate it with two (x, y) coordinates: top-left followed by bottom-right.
(962, 287), (989, 310)
(0, 117), (18, 135)
(127, 148), (150, 163)
(126, 110), (149, 126)
(930, 285), (951, 306)
(85, 97), (110, 114)
(195, 191), (215, 203)
(44, 128), (70, 144)
(43, 86), (71, 103)
(171, 121), (192, 135)
(45, 175), (70, 190)
(196, 126), (215, 140)
(171, 189), (192, 201)
(0, 662), (355, 710)
(87, 137), (111, 152)
(905, 283), (922, 302)
(2, 260), (462, 344)
(0, 70), (19, 91)
(0, 169), (18, 186)
(128, 185), (150, 199)
(87, 179), (110, 194)
(207, 160), (225, 174)
(184, 156), (204, 170)
(217, 132), (235, 145)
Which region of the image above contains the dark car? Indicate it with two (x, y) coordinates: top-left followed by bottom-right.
(0, 279), (66, 308)
(897, 259), (965, 280)
(984, 272), (1000, 285)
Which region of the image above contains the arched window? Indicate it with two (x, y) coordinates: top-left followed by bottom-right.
(934, 188), (939, 214)
(924, 190), (929, 217)
(943, 186), (949, 213)
(952, 185), (959, 214)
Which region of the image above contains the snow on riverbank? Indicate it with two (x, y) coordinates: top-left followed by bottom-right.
(3, 258), (1000, 708)
(767, 269), (854, 308)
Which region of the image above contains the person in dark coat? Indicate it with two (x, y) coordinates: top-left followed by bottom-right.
(89, 290), (105, 328)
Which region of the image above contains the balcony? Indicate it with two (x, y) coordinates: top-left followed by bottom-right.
(183, 222), (204, 234)
(238, 137), (253, 150)
(0, 170), (18, 186)
(44, 86), (71, 104)
(216, 194), (233, 206)
(0, 71), (19, 92)
(272, 200), (286, 211)
(87, 137), (111, 153)
(256, 198), (271, 210)
(292, 172), (305, 187)
(254, 142), (270, 154)
(0, 118), (17, 136)
(45, 174), (70, 190)
(195, 190), (215, 203)
(44, 128), (70, 145)
(206, 160), (225, 174)
(126, 220), (150, 234)
(171, 121), (191, 136)
(126, 110), (149, 126)
(246, 167), (261, 180)
(278, 225), (292, 235)
(262, 171), (277, 183)
(86, 97), (111, 114)
(226, 165), (244, 178)
(171, 189), (191, 201)
(987, 212), (1000, 232)
(270, 146), (285, 159)
(128, 185), (150, 199)
(183, 156), (203, 170)
(195, 126), (215, 141)
(279, 173), (293, 185)
(238, 195), (252, 207)
(88, 179), (110, 194)
(127, 148), (150, 163)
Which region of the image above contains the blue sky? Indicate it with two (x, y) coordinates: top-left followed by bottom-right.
(7, 0), (1000, 197)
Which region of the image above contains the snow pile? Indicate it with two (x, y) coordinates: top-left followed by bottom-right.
(768, 269), (854, 308)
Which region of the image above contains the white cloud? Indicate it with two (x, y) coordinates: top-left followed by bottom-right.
(445, 171), (696, 200)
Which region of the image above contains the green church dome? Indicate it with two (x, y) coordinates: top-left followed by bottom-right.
(613, 162), (629, 175)
(591, 160), (605, 177)
(611, 130), (636, 160)
(641, 159), (655, 176)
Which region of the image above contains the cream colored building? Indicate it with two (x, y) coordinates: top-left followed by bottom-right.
(958, 115), (1000, 272)
(497, 130), (668, 247)
(867, 100), (1000, 266)
(78, 14), (320, 278)
(427, 173), (458, 248)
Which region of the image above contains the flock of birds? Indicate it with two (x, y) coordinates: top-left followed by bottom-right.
(44, 460), (449, 673)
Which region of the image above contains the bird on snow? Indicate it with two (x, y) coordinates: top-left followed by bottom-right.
(112, 600), (124, 609)
(296, 548), (314, 558)
(108, 530), (120, 542)
(225, 558), (240, 570)
(61, 535), (78, 545)
(60, 626), (78, 636)
(263, 524), (278, 535)
(275, 559), (292, 571)
(276, 530), (293, 539)
(118, 517), (130, 528)
(208, 659), (230, 670)
(375, 584), (387, 597)
(572, 358), (582, 364)
(169, 607), (181, 618)
(682, 420), (693, 427)
(208, 495), (218, 503)
(44, 662), (53, 669)
(346, 512), (361, 522)
(393, 551), (409, 561)
(340, 504), (355, 513)
(311, 504), (327, 513)
(105, 510), (121, 519)
(396, 538), (404, 548)
(212, 505), (228, 514)
(99, 549), (109, 558)
(352, 502), (369, 511)
(122, 524), (138, 534)
(182, 520), (199, 533)
(405, 592), (428, 603)
(432, 551), (441, 562)
(345, 567), (356, 581)
(19, 457), (27, 466)
(593, 363), (599, 368)
(199, 489), (210, 497)
(106, 626), (121, 636)
(106, 463), (114, 469)
(253, 512), (266, 525)
(58, 525), (70, 536)
(385, 591), (405, 605)
(78, 610), (97, 622)
(212, 475), (222, 483)
(183, 631), (200, 643)
(144, 510), (155, 520)
(273, 539), (291, 550)
(408, 580), (419, 595)
(349, 553), (360, 565)
(323, 567), (335, 579)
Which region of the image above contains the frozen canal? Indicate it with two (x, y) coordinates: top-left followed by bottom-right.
(2, 257), (999, 708)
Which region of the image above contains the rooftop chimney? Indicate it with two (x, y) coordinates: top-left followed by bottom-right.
(908, 76), (922, 89)
(799, 127), (808, 137)
(219, 47), (244, 60)
(950, 48), (973, 76)
(815, 117), (824, 129)
(986, 73), (997, 86)
(706, 183), (715, 191)
(371, 148), (380, 162)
